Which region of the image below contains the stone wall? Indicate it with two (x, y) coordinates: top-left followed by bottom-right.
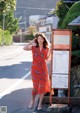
(70, 65), (80, 97)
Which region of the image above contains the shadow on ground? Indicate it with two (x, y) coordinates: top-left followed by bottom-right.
(0, 88), (39, 113)
(0, 61), (32, 79)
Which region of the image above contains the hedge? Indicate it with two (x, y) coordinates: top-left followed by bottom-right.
(0, 29), (3, 45)
(4, 30), (12, 45)
(0, 29), (12, 46)
(24, 34), (34, 41)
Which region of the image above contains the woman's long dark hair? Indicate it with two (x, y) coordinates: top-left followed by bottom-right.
(34, 33), (48, 49)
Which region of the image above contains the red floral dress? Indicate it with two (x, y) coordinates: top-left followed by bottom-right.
(31, 46), (50, 95)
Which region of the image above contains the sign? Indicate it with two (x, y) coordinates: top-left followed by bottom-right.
(50, 29), (72, 104)
(39, 26), (46, 33)
(52, 50), (69, 89)
(52, 50), (69, 74)
(52, 75), (68, 88)
(54, 35), (70, 45)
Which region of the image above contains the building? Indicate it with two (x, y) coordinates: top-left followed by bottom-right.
(15, 0), (59, 30)
(36, 14), (59, 42)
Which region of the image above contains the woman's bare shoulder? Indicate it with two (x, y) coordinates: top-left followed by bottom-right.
(46, 46), (50, 50)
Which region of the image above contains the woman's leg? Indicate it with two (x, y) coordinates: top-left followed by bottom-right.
(38, 93), (44, 110)
(29, 94), (36, 108)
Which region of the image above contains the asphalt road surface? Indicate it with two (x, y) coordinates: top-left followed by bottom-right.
(0, 44), (39, 113)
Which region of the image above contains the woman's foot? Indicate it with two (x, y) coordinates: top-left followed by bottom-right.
(37, 105), (42, 110)
(37, 107), (42, 110)
(28, 100), (34, 109)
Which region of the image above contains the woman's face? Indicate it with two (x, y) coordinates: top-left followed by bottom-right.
(37, 36), (44, 45)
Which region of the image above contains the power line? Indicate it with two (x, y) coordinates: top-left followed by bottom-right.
(16, 6), (52, 11)
(14, 11), (25, 14)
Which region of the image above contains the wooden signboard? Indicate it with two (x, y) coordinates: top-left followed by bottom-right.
(52, 50), (69, 88)
(50, 29), (72, 104)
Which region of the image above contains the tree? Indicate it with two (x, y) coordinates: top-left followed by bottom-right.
(54, 0), (73, 28)
(61, 1), (80, 48)
(4, 11), (19, 34)
(27, 25), (37, 35)
(61, 1), (80, 30)
(0, 0), (19, 34)
(0, 11), (19, 34)
(61, 1), (80, 67)
(0, 0), (16, 13)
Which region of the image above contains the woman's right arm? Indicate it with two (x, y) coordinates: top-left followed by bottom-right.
(23, 39), (35, 51)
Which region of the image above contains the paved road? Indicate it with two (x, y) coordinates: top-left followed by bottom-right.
(0, 43), (39, 113)
(0, 44), (80, 113)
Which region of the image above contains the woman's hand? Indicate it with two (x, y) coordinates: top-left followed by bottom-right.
(30, 38), (36, 45)
(23, 38), (36, 51)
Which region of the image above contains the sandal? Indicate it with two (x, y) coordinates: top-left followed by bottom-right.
(28, 101), (34, 109)
(37, 107), (42, 110)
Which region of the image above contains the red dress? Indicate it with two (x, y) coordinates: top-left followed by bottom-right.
(31, 46), (50, 95)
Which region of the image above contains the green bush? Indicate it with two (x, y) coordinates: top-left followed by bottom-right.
(72, 50), (80, 56)
(0, 29), (3, 45)
(0, 29), (12, 45)
(4, 30), (12, 45)
(71, 50), (80, 67)
(72, 35), (80, 66)
(24, 34), (34, 41)
(72, 35), (79, 50)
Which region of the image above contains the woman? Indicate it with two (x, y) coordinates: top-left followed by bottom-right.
(23, 33), (51, 110)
